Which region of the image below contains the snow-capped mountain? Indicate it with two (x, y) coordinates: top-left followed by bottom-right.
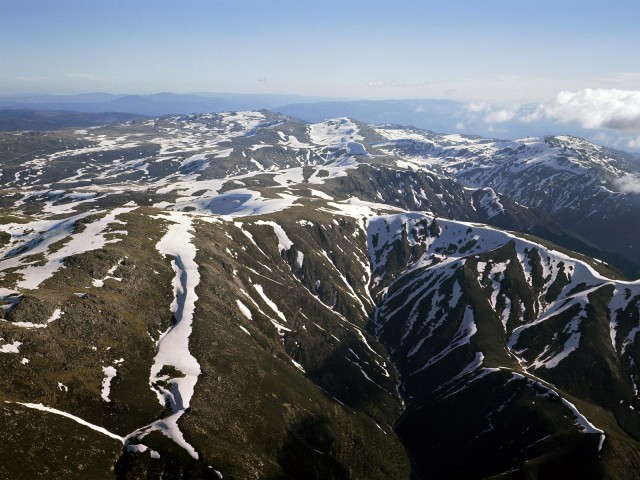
(374, 126), (640, 270)
(1, 111), (640, 479)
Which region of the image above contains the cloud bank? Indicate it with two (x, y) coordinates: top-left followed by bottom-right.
(614, 174), (640, 194)
(464, 102), (520, 124)
(466, 88), (640, 131)
(534, 89), (640, 130)
(463, 89), (640, 150)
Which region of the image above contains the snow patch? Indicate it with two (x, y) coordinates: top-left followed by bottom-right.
(101, 366), (118, 402)
(0, 341), (21, 353)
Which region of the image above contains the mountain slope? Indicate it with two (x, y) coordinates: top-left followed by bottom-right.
(0, 203), (411, 479)
(368, 213), (640, 478)
(374, 126), (640, 271)
(2, 111), (640, 478)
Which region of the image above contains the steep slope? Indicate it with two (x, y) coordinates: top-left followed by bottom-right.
(368, 213), (640, 479)
(0, 203), (411, 479)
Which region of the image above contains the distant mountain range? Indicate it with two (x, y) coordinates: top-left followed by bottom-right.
(0, 92), (336, 117)
(0, 92), (628, 149)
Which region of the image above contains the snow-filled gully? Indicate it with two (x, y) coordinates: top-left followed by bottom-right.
(125, 212), (202, 458)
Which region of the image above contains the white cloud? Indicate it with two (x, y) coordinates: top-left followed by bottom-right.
(465, 102), (491, 113)
(535, 88), (640, 130)
(464, 102), (520, 124)
(628, 136), (640, 149)
(613, 174), (640, 194)
(519, 109), (543, 123)
(465, 102), (520, 124)
(461, 91), (640, 152)
(484, 108), (518, 124)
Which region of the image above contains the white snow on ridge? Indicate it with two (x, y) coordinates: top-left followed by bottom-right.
(319, 249), (369, 317)
(249, 283), (291, 335)
(252, 283), (287, 324)
(41, 191), (101, 215)
(321, 198), (403, 227)
(180, 153), (210, 177)
(280, 133), (314, 149)
(508, 285), (601, 359)
(236, 299), (252, 319)
(308, 189), (334, 200)
(530, 317), (583, 370)
(254, 220), (293, 252)
(0, 208), (134, 290)
(2, 307), (63, 329)
(533, 381), (606, 452)
(171, 189), (299, 217)
(308, 118), (364, 148)
(368, 211), (640, 396)
(214, 148), (233, 158)
(48, 308), (63, 324)
(412, 307), (477, 375)
(373, 126), (435, 143)
(369, 211), (640, 298)
(219, 110), (266, 132)
(291, 359), (305, 372)
(93, 263), (122, 287)
(477, 188), (505, 218)
(559, 396), (605, 448)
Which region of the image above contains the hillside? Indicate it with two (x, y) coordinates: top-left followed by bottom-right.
(2, 111), (640, 479)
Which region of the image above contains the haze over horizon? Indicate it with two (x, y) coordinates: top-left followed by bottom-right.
(1, 0), (640, 149)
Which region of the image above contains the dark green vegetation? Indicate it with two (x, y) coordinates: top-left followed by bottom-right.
(2, 111), (640, 478)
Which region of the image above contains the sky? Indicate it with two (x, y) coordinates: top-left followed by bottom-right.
(1, 0), (639, 150)
(0, 0), (638, 102)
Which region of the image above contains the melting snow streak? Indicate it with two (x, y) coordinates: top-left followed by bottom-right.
(14, 402), (124, 442)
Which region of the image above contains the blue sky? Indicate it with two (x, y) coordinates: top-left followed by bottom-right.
(1, 0), (639, 102)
